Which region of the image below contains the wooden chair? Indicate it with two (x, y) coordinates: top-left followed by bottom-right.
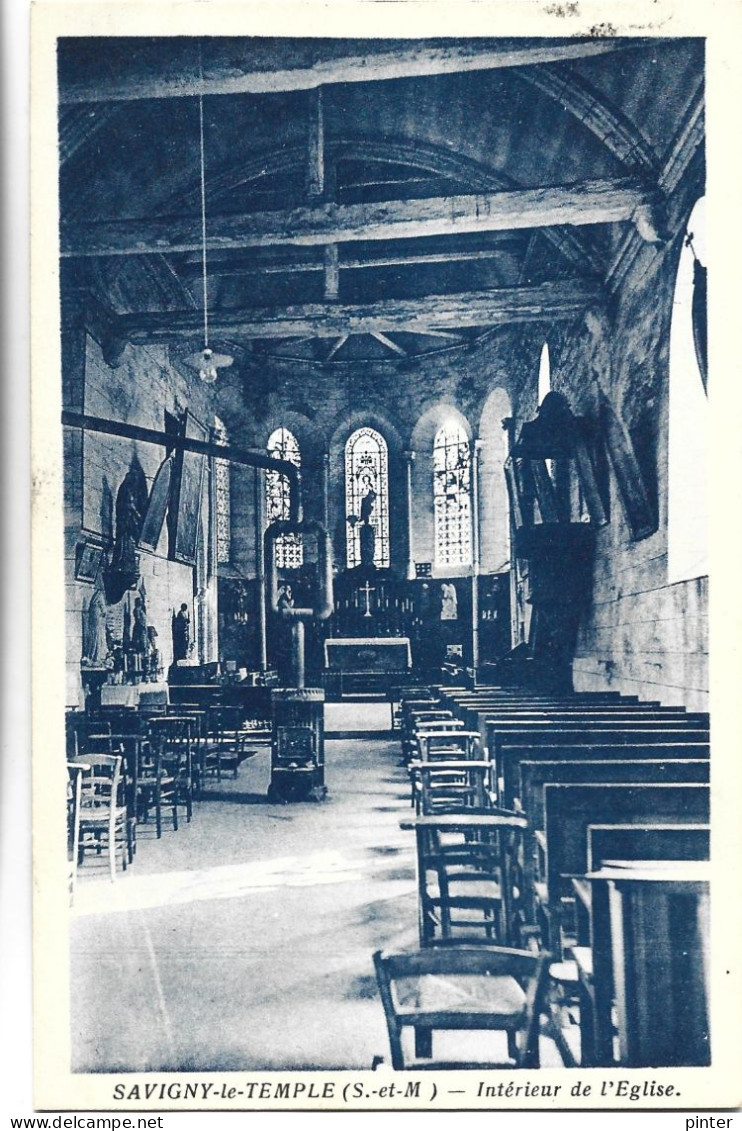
(73, 754), (131, 881)
(414, 760), (493, 815)
(171, 704), (215, 795)
(66, 761), (85, 901)
(373, 945), (550, 1069)
(404, 812), (528, 948)
(71, 718), (112, 757)
(148, 716), (195, 821)
(208, 706), (251, 779)
(109, 733), (142, 859)
(140, 730), (181, 836)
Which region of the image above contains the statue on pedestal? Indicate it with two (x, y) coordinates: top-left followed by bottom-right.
(132, 595), (148, 656)
(441, 582), (458, 621)
(146, 625), (161, 681)
(85, 584), (110, 665)
(172, 603), (191, 662)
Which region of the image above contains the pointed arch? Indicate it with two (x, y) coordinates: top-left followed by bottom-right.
(213, 416), (231, 565)
(345, 427), (390, 568)
(266, 427), (303, 569)
(433, 420), (472, 569)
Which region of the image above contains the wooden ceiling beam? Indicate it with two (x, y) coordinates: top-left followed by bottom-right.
(59, 39), (649, 105)
(61, 177), (658, 259)
(325, 334), (350, 361)
(176, 239), (525, 277)
(117, 279), (603, 342)
(370, 331), (407, 357)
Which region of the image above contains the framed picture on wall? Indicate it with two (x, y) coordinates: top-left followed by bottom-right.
(74, 538), (105, 583)
(169, 409), (208, 566)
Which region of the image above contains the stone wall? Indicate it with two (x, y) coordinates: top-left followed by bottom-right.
(212, 190), (707, 708)
(62, 177), (708, 709)
(63, 332), (217, 704)
(546, 190), (708, 709)
(216, 326), (536, 586)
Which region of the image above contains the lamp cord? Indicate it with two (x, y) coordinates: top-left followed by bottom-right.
(198, 47), (209, 350)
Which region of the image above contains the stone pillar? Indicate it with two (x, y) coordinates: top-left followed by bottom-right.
(322, 453), (330, 531)
(255, 468), (268, 671)
(207, 455), (219, 663)
(404, 450), (416, 580)
(502, 417), (521, 649)
(471, 440), (483, 685)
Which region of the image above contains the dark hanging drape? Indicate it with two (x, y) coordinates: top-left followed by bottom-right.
(692, 257), (708, 395)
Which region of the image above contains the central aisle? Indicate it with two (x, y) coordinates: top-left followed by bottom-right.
(71, 735), (420, 1072)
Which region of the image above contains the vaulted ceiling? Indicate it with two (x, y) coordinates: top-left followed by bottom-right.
(58, 36), (704, 367)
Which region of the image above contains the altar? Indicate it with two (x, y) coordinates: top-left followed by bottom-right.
(323, 637), (411, 699)
(99, 682), (169, 710)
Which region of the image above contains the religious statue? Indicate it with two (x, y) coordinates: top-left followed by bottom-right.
(145, 625), (161, 682)
(441, 582), (458, 621)
(105, 457), (149, 603)
(131, 595), (148, 657)
(112, 464), (147, 569)
(172, 603), (191, 661)
(85, 584), (110, 665)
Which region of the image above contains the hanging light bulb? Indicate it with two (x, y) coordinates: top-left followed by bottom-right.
(183, 45), (232, 384)
(199, 348), (218, 384)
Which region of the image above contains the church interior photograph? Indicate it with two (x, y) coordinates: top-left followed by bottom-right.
(59, 34), (710, 1073)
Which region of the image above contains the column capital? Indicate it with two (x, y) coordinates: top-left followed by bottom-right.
(403, 449), (416, 462)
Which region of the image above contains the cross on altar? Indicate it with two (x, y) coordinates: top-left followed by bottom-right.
(359, 580), (376, 618)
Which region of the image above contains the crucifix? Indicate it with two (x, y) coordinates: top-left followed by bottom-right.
(359, 580), (375, 618)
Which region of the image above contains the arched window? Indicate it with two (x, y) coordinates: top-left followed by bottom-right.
(433, 422), (472, 568)
(266, 427), (303, 569)
(345, 427), (390, 568)
(668, 196), (707, 583)
(213, 416), (230, 564)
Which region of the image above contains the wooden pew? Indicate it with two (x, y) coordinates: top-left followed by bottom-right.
(499, 742), (710, 808)
(445, 699), (678, 734)
(469, 703), (706, 724)
(517, 759), (710, 946)
(443, 687), (669, 704)
(541, 782), (710, 953)
(502, 741), (710, 814)
(585, 862), (710, 1066)
(517, 757), (708, 904)
(490, 728), (710, 800)
(517, 759), (710, 829)
(587, 822), (710, 872)
(480, 715), (708, 756)
(571, 823), (710, 1066)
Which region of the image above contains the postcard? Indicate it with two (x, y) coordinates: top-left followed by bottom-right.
(29, 0), (742, 1114)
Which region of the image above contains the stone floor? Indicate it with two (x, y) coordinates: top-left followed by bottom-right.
(71, 729), (422, 1071)
(70, 718), (563, 1072)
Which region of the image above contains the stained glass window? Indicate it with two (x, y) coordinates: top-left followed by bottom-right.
(213, 416), (230, 564)
(345, 427), (390, 568)
(433, 422), (472, 568)
(266, 427), (303, 569)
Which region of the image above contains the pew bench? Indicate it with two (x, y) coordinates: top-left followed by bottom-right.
(498, 742), (709, 809)
(583, 861), (710, 1067)
(540, 782), (710, 955)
